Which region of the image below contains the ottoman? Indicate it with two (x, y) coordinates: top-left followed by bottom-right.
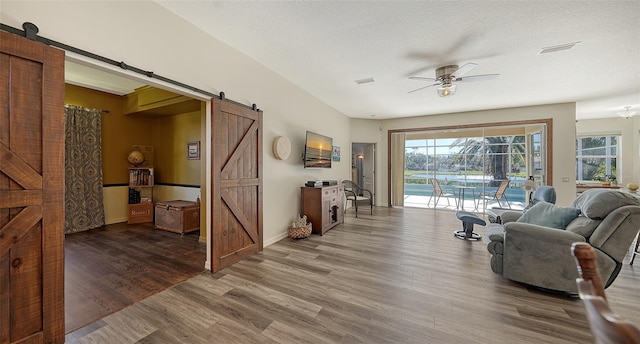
(454, 211), (486, 241)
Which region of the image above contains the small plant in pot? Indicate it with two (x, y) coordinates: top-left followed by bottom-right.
(594, 174), (614, 186)
(288, 214), (312, 240)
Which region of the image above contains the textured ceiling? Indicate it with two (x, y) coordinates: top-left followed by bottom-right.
(152, 1), (639, 120)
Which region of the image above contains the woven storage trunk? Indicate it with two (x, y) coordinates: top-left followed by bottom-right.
(155, 200), (200, 234)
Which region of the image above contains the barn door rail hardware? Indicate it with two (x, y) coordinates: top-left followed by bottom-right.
(0, 22), (260, 112)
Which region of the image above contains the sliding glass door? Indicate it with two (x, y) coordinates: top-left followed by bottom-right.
(396, 123), (546, 212)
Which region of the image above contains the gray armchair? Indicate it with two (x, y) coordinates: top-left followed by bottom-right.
(529, 185), (557, 206)
(487, 189), (640, 294)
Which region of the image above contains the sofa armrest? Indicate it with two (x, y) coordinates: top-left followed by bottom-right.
(504, 222), (586, 242)
(502, 222), (587, 293)
(487, 224), (506, 242)
(500, 211), (523, 224)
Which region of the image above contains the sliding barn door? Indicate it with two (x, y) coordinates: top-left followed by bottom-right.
(211, 98), (263, 272)
(0, 31), (65, 343)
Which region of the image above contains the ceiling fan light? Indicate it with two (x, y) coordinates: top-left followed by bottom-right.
(437, 84), (456, 97)
(617, 106), (637, 119)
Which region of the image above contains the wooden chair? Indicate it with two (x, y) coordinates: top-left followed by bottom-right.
(571, 242), (640, 344)
(479, 180), (511, 209)
(427, 178), (456, 208)
(342, 180), (373, 218)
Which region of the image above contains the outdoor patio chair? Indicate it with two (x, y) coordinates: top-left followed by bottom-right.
(428, 178), (456, 208)
(479, 179), (511, 209)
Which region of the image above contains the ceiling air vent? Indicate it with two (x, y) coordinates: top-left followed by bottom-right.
(355, 77), (375, 85)
(538, 41), (580, 54)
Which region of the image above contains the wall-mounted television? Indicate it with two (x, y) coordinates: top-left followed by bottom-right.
(304, 131), (333, 168)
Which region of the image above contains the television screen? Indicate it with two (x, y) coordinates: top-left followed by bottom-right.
(304, 131), (332, 168)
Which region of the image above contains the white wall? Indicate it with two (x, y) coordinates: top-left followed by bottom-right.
(2, 1), (351, 254)
(576, 116), (640, 185)
(349, 119), (386, 205)
(374, 103), (578, 206)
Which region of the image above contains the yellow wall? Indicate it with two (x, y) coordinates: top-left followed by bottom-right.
(65, 84), (153, 184)
(65, 85), (204, 238)
(65, 84), (203, 185)
(152, 111), (202, 185)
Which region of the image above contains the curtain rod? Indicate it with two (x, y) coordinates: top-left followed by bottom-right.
(64, 104), (110, 114)
(1, 22), (260, 113)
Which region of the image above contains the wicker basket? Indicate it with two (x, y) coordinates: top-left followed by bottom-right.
(288, 224), (312, 239)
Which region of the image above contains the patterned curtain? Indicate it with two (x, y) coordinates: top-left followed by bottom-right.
(64, 105), (105, 234)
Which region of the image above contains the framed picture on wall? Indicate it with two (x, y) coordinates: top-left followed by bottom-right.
(187, 141), (200, 160)
(332, 145), (340, 162)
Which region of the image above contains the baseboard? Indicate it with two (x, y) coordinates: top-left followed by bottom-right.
(106, 217), (128, 225)
(263, 232), (289, 247)
(204, 260), (211, 271)
(198, 235), (207, 243)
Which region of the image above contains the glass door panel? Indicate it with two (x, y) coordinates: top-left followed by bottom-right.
(404, 138), (429, 207)
(401, 124), (546, 211)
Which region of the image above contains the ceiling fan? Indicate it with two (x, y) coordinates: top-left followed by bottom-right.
(408, 63), (499, 97)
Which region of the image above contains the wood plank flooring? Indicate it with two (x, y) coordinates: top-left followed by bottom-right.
(64, 222), (206, 333)
(65, 207), (640, 343)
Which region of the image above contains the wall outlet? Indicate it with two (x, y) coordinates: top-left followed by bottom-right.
(562, 177), (570, 182)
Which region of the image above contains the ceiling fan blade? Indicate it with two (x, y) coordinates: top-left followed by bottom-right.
(452, 62), (477, 77)
(408, 82), (440, 93)
(456, 73), (500, 82)
(409, 76), (437, 82)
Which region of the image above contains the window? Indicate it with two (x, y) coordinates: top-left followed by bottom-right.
(576, 136), (619, 181)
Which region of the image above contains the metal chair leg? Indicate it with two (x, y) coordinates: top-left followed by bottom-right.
(354, 200), (358, 218)
(503, 196), (511, 209)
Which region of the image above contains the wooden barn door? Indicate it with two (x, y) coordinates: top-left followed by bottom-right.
(211, 98), (263, 272)
(0, 31), (66, 343)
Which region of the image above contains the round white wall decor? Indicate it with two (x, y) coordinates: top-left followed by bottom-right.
(273, 136), (291, 160)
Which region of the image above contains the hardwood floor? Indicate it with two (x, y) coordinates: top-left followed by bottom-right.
(64, 222), (206, 333)
(65, 207), (640, 343)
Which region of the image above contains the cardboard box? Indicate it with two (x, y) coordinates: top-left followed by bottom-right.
(155, 200), (200, 234)
(128, 202), (154, 224)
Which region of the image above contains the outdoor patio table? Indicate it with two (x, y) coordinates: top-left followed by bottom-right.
(454, 185), (478, 211)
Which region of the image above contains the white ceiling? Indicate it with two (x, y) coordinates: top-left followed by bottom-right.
(152, 1), (639, 120)
(68, 1), (640, 121)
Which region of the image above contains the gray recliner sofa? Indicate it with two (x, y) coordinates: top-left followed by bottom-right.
(487, 189), (640, 294)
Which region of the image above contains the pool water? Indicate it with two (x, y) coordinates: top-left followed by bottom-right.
(404, 183), (526, 203)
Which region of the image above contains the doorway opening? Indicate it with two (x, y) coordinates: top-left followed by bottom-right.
(351, 142), (376, 204)
(63, 58), (209, 333)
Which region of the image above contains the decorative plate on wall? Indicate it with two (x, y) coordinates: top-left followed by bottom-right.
(273, 136), (291, 160)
